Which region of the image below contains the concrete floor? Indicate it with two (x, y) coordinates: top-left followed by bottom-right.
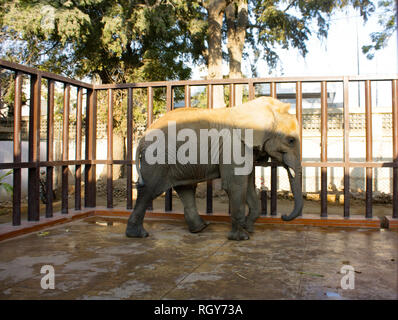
(0, 217), (397, 300)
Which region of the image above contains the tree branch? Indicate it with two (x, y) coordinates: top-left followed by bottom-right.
(283, 0), (297, 13)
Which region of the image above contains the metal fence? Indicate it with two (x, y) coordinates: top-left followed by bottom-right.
(1, 59), (397, 227)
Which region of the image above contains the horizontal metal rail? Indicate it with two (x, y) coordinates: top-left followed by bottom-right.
(93, 74), (398, 90)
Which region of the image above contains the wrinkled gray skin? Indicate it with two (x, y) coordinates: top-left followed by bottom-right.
(126, 106), (303, 241)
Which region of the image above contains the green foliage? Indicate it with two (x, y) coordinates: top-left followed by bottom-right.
(0, 72), (27, 121)
(0, 170), (13, 196)
(0, 0), (206, 83)
(362, 0), (396, 59)
(0, 0), (208, 140)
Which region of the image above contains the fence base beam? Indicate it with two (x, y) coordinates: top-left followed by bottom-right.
(0, 208), (385, 242)
(382, 216), (398, 229)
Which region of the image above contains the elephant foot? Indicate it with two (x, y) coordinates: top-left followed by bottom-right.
(244, 218), (255, 233)
(126, 223), (149, 238)
(189, 220), (210, 233)
(228, 228), (250, 241)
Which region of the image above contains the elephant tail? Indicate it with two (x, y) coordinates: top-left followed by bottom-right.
(135, 140), (145, 186)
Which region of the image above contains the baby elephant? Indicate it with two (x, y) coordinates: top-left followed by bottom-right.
(126, 97), (302, 240)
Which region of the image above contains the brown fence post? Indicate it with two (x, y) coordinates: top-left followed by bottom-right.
(165, 85), (173, 212)
(126, 88), (133, 210)
(248, 80), (255, 100)
(343, 77), (350, 217)
(147, 86), (154, 211)
(185, 85), (191, 108)
(320, 81), (328, 217)
(107, 88), (113, 208)
(206, 84), (213, 214)
(85, 88), (97, 207)
(365, 80), (373, 218)
(61, 83), (70, 214)
(392, 79), (398, 218)
(28, 73), (41, 221)
(296, 81), (303, 216)
(270, 82), (277, 216)
(13, 72), (23, 225)
(46, 80), (55, 217)
(75, 87), (83, 210)
(229, 83), (235, 107)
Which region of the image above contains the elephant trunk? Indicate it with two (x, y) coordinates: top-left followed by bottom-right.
(281, 158), (303, 221)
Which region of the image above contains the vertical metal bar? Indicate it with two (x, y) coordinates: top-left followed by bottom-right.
(207, 84), (213, 109)
(165, 190), (173, 211)
(165, 85), (173, 211)
(320, 81), (328, 217)
(126, 88), (133, 210)
(147, 86), (154, 127)
(248, 81), (259, 211)
(270, 82), (277, 215)
(392, 79), (398, 218)
(206, 180), (213, 214)
(248, 80), (255, 100)
(61, 83), (70, 214)
(228, 83), (234, 212)
(166, 84), (172, 112)
(365, 80), (373, 218)
(206, 84), (213, 214)
(270, 165), (277, 216)
(46, 80), (54, 218)
(270, 82), (276, 98)
(261, 188), (267, 216)
(13, 72), (22, 225)
(343, 77), (350, 217)
(75, 87), (83, 210)
(147, 86), (153, 210)
(185, 85), (191, 108)
(84, 89), (96, 207)
(229, 83), (235, 107)
(107, 88), (113, 208)
(295, 81), (303, 216)
(28, 73), (41, 221)
(296, 82), (303, 161)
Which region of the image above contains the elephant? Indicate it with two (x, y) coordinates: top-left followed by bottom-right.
(126, 96), (303, 240)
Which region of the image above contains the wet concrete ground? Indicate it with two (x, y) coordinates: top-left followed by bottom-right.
(0, 217), (397, 300)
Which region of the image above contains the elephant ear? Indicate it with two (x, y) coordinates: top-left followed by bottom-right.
(272, 101), (291, 114)
(230, 97), (276, 149)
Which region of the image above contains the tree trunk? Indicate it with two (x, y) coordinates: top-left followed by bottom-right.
(204, 0), (228, 109)
(113, 133), (126, 179)
(226, 0), (248, 105)
(99, 132), (126, 180)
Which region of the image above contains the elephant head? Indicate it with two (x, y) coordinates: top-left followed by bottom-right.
(231, 97), (303, 221)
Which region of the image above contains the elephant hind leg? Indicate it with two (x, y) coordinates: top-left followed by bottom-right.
(126, 184), (153, 238)
(245, 170), (260, 233)
(174, 184), (209, 233)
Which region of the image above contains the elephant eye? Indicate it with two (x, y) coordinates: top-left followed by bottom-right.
(287, 137), (295, 145)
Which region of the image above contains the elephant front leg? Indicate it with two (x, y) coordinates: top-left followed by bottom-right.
(224, 176), (250, 241)
(245, 170), (260, 233)
(174, 184), (209, 233)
